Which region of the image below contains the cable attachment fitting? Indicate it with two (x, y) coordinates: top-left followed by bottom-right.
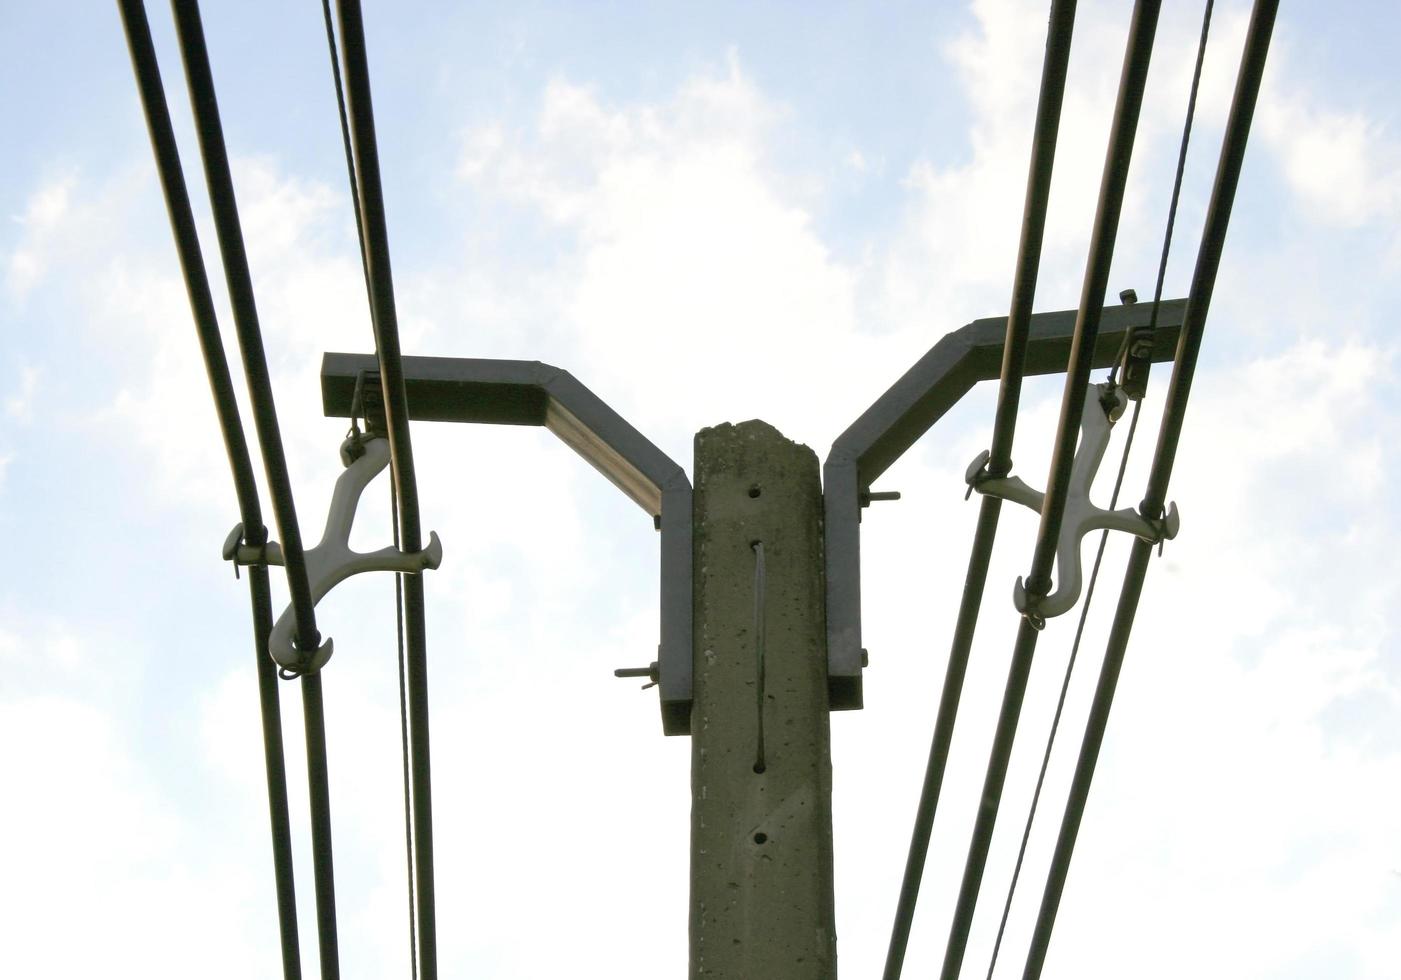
(264, 434), (443, 675)
(222, 524), (284, 579)
(964, 449), (1002, 500)
(970, 382), (1180, 623)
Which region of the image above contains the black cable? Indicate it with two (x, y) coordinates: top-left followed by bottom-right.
(881, 4), (1077, 975)
(167, 3), (341, 974)
(332, 2), (439, 974)
(318, 10), (420, 972)
(983, 398), (1140, 979)
(985, 9), (1213, 972)
(1020, 4), (1278, 975)
(300, 672), (341, 979)
(938, 4), (1161, 978)
(987, 0), (1079, 476)
(169, 0), (322, 659)
(116, 3), (301, 975)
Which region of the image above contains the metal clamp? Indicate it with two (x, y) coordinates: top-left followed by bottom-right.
(223, 524), (283, 574)
(967, 383), (1179, 622)
(232, 434), (442, 674)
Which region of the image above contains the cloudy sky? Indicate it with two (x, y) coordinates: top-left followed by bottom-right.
(2, 1), (1398, 976)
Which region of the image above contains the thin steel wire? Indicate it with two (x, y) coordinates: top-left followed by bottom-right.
(332, 2), (438, 971)
(982, 399), (1140, 979)
(391, 479), (421, 980)
(319, 5), (419, 972)
(318, 0), (371, 298)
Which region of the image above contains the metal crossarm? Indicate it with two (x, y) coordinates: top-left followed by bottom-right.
(824, 297), (1184, 709)
(321, 353), (696, 735)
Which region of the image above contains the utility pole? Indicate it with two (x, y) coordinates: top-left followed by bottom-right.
(690, 420), (837, 979)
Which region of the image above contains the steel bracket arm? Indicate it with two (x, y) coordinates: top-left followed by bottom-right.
(319, 353), (695, 736)
(823, 299), (1186, 710)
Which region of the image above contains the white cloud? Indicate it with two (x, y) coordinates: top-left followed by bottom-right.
(4, 173), (76, 298)
(1260, 65), (1401, 233)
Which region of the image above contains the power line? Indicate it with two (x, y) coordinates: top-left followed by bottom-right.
(938, 3), (1163, 977)
(331, 1), (440, 974)
(167, 2), (344, 975)
(316, 4), (419, 973)
(984, 6), (1214, 974)
(115, 2), (301, 975)
(1020, 3), (1278, 975)
(982, 396), (1141, 980)
(882, 1), (1078, 975)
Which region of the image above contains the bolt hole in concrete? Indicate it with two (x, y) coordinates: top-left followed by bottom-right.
(753, 762), (766, 774)
(753, 832), (768, 845)
(748, 485), (762, 498)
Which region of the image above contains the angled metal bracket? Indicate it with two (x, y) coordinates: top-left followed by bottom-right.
(824, 299), (1187, 710)
(320, 354), (694, 736)
(966, 383), (1179, 626)
(224, 434), (443, 673)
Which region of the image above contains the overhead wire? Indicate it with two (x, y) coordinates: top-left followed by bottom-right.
(115, 1), (301, 975)
(1020, 3), (1278, 975)
(317, 3), (420, 974)
(981, 7), (1214, 975)
(332, 1), (440, 974)
(982, 398), (1140, 980)
(167, 1), (342, 974)
(937, 3), (1162, 978)
(882, 2), (1078, 976)
(168, 0), (322, 659)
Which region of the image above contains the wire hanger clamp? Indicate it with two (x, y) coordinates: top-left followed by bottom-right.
(224, 434), (443, 673)
(965, 382), (1179, 625)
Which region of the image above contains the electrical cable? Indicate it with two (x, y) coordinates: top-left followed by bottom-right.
(318, 0), (371, 298)
(1019, 4), (1278, 975)
(332, 2), (439, 973)
(937, 4), (1161, 978)
(318, 5), (420, 973)
(983, 8), (1213, 974)
(982, 398), (1140, 980)
(116, 4), (302, 976)
(391, 480), (421, 980)
(169, 0), (322, 659)
(168, 2), (342, 973)
(881, 4), (1077, 975)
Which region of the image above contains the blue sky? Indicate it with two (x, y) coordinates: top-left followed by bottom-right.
(2, 1), (1399, 977)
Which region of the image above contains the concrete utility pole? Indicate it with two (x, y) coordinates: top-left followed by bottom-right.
(690, 420), (837, 979)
